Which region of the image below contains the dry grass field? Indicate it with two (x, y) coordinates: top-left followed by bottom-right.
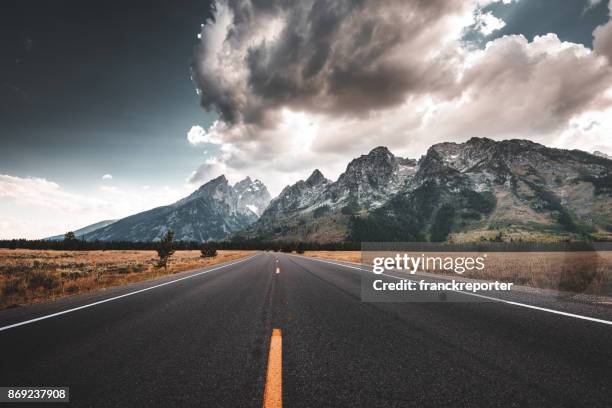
(0, 249), (254, 309)
(304, 250), (612, 296)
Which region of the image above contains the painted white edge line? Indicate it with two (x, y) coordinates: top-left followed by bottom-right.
(291, 254), (612, 326)
(0, 254), (259, 333)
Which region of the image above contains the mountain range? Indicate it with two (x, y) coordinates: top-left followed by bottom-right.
(81, 176), (271, 242)
(242, 138), (612, 243)
(51, 138), (612, 243)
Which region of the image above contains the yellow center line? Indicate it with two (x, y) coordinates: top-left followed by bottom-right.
(263, 329), (282, 408)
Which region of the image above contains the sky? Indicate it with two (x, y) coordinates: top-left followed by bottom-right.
(1, 0), (612, 239)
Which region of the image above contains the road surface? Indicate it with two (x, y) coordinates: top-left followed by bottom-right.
(0, 252), (611, 407)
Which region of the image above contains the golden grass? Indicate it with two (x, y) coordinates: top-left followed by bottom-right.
(304, 250), (612, 295)
(305, 251), (361, 264)
(0, 249), (255, 309)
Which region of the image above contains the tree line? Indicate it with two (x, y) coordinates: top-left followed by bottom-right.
(6, 232), (606, 253)
(0, 233), (361, 252)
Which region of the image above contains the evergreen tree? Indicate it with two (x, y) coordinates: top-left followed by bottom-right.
(156, 230), (175, 269)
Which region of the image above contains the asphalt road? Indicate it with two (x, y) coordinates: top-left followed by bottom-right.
(1, 252), (611, 407)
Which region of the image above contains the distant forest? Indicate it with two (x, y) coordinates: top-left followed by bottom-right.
(1, 237), (610, 253)
(0, 237), (360, 252)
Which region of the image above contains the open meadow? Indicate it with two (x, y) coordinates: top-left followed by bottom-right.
(0, 249), (254, 309)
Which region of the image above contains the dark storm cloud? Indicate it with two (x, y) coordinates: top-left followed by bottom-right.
(192, 0), (466, 126)
(189, 0), (612, 195)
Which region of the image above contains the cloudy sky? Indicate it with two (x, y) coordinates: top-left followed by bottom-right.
(1, 0), (612, 238)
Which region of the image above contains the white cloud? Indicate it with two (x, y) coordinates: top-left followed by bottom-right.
(102, 174), (113, 180)
(0, 216), (61, 241)
(0, 175), (105, 213)
(187, 125), (207, 145)
(594, 20), (612, 62)
(0, 174), (185, 239)
(187, 158), (227, 185)
(554, 107), (612, 153)
(474, 11), (506, 36)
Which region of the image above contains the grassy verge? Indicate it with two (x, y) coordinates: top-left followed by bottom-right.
(303, 250), (612, 296)
(0, 249), (255, 310)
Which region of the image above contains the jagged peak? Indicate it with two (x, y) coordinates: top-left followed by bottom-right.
(207, 174), (228, 185)
(251, 179), (268, 190)
(306, 169), (328, 186)
(466, 137), (494, 145)
(428, 137), (544, 157)
(344, 146), (395, 171)
(189, 175), (229, 194)
(234, 176), (252, 187)
(234, 176), (269, 190)
(368, 146), (393, 157)
(466, 137), (544, 150)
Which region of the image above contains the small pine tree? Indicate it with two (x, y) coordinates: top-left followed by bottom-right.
(156, 230), (175, 269)
(64, 231), (77, 241)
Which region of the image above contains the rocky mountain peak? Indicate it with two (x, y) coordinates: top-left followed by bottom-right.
(339, 146), (396, 184)
(369, 145), (394, 157)
(210, 174), (229, 184)
(422, 138), (611, 186)
(350, 146), (394, 167)
(177, 175), (231, 206)
(233, 176), (252, 190)
(199, 174), (230, 193)
(234, 176), (272, 216)
(240, 139), (612, 243)
(306, 169), (328, 186)
(85, 173), (270, 242)
(332, 145), (414, 208)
